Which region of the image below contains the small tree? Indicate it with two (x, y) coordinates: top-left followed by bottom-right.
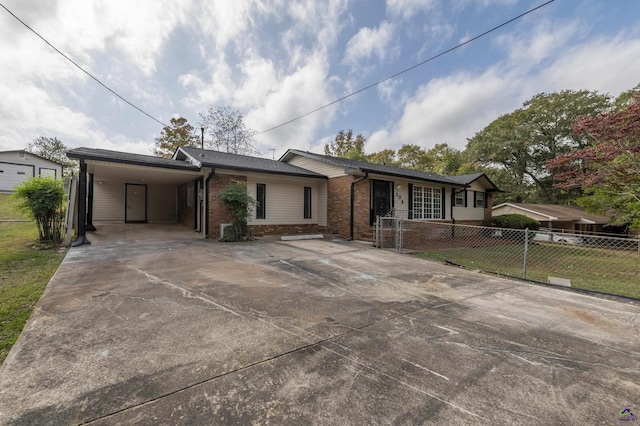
(153, 117), (199, 158)
(13, 176), (65, 244)
(218, 180), (256, 242)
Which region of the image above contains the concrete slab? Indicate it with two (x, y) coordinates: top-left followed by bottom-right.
(0, 233), (638, 425)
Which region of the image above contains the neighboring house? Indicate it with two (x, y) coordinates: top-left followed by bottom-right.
(66, 147), (500, 244)
(0, 150), (64, 192)
(492, 203), (610, 234)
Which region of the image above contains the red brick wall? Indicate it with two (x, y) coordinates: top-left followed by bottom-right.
(250, 224), (326, 237)
(326, 175), (371, 240)
(353, 178), (371, 240)
(208, 174), (246, 239)
(484, 192), (493, 222)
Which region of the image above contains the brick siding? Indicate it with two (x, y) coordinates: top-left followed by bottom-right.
(208, 174), (246, 239)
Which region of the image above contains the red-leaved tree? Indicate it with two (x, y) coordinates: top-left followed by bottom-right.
(547, 93), (640, 227)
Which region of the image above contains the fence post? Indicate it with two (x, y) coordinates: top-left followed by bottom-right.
(523, 227), (529, 279)
(398, 219), (403, 254)
(375, 215), (379, 248)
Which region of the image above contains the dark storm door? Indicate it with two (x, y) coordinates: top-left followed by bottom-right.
(371, 179), (393, 225)
(125, 184), (147, 223)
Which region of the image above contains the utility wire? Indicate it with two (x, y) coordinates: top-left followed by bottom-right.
(256, 0), (555, 135)
(0, 3), (170, 128)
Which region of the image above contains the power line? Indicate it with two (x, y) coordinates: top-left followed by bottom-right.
(256, 0), (555, 135)
(0, 3), (170, 128)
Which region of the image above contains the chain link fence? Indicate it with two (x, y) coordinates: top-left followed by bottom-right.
(375, 217), (640, 299)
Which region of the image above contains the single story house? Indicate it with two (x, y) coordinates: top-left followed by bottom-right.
(492, 203), (610, 234)
(67, 147), (499, 245)
(0, 150), (64, 192)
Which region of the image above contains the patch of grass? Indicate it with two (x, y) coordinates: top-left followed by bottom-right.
(415, 242), (640, 299)
(0, 194), (67, 365)
(0, 193), (28, 220)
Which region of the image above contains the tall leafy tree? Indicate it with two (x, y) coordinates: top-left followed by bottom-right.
(396, 144), (434, 171)
(27, 136), (77, 177)
(199, 107), (259, 156)
(548, 92), (640, 228)
(466, 90), (611, 203)
(324, 129), (367, 160)
(153, 117), (199, 158)
(367, 149), (398, 166)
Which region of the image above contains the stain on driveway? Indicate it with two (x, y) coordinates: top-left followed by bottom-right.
(0, 235), (639, 425)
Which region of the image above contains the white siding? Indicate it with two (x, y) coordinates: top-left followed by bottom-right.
(0, 163), (34, 191)
(286, 156), (347, 178)
(148, 185), (177, 222)
(0, 151), (63, 192)
(453, 181), (486, 221)
(245, 172), (325, 226)
(93, 182), (125, 222)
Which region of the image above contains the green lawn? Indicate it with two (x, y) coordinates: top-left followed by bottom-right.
(0, 194), (67, 365)
(416, 242), (640, 299)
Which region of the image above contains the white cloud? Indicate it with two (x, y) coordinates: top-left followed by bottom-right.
(344, 21), (395, 66)
(386, 0), (439, 20)
(369, 21), (640, 152)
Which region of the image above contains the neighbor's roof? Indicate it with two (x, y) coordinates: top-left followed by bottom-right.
(280, 149), (465, 186)
(447, 173), (501, 191)
(177, 147), (325, 178)
(1, 149), (65, 167)
(67, 147), (200, 171)
(493, 203), (610, 224)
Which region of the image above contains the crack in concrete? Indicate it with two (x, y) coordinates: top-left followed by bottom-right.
(446, 341), (640, 373)
(125, 265), (243, 318)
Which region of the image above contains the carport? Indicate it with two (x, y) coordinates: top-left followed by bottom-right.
(67, 148), (206, 245)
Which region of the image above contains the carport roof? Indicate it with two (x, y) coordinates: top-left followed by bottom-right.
(67, 147), (200, 172)
(177, 147), (326, 178)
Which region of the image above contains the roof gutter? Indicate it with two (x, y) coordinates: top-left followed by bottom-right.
(349, 172), (368, 241)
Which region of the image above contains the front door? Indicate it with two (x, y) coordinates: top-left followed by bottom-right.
(125, 184), (147, 223)
(371, 179), (393, 225)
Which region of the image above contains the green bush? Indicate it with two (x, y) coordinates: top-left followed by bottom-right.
(486, 214), (540, 230)
(218, 180), (256, 242)
(13, 176), (65, 244)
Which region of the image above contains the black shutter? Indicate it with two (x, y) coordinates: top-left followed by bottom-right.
(473, 191), (478, 208)
(441, 187), (446, 219)
(464, 190), (467, 207)
(408, 183), (413, 219)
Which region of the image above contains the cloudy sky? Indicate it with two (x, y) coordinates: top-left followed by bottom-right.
(1, 0), (639, 159)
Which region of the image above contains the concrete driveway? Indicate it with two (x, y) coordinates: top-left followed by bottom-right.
(1, 226), (639, 425)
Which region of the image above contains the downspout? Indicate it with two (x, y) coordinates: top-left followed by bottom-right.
(348, 172), (368, 241)
(204, 169), (214, 238)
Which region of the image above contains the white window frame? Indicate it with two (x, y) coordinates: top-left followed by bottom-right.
(454, 190), (465, 207)
(475, 191), (485, 208)
(412, 186), (442, 219)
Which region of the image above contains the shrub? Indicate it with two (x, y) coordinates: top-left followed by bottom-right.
(218, 180), (256, 242)
(486, 214), (540, 230)
(13, 176), (65, 243)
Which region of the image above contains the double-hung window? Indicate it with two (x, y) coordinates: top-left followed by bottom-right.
(412, 186), (443, 219)
(474, 191), (485, 208)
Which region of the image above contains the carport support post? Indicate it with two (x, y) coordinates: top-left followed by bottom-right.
(86, 173), (96, 232)
(71, 159), (91, 247)
(522, 227), (529, 279)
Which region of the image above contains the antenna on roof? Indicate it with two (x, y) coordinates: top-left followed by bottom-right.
(268, 148), (275, 160)
(200, 127), (205, 157)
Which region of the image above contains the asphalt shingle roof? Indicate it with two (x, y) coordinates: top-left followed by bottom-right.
(180, 147), (325, 178)
(502, 203), (610, 224)
(67, 147), (200, 171)
(283, 150), (465, 186)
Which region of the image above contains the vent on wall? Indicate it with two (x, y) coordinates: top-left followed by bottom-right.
(220, 223), (233, 239)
